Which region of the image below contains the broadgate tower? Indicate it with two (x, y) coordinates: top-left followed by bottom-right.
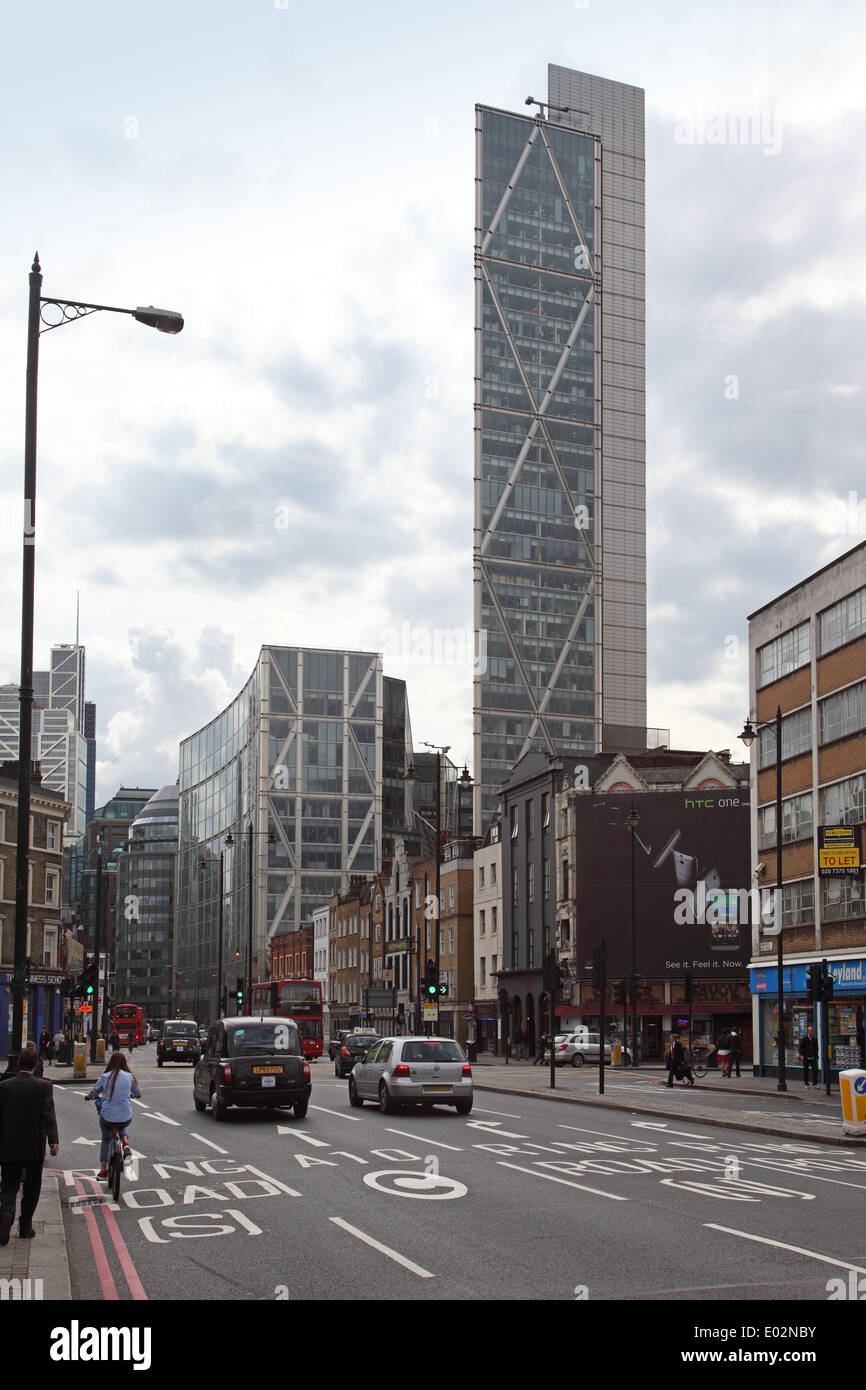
(474, 64), (647, 831)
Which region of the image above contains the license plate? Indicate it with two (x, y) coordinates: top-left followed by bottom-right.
(423, 1085), (452, 1093)
(174, 1044), (186, 1049)
(253, 1066), (283, 1075)
(261, 1075), (276, 1088)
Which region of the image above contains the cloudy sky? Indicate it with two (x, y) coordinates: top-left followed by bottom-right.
(1, 0), (865, 806)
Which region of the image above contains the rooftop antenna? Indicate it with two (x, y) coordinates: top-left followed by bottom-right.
(525, 96), (592, 125)
(75, 590), (79, 647)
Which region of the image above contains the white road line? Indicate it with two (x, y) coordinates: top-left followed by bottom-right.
(329, 1217), (433, 1278)
(310, 1104), (362, 1122)
(631, 1122), (710, 1139)
(145, 1111), (181, 1126)
(558, 1123), (655, 1143)
(385, 1128), (462, 1151)
(132, 1098), (149, 1108)
(279, 1129), (330, 1147)
(189, 1133), (230, 1153)
(706, 1224), (866, 1274)
(472, 1106), (523, 1119)
(497, 1162), (628, 1200)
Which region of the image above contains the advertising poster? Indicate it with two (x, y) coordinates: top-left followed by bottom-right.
(575, 792), (752, 977)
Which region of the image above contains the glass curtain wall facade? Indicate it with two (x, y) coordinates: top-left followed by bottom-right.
(176, 647), (412, 1019)
(115, 785), (178, 1022)
(474, 67), (647, 832)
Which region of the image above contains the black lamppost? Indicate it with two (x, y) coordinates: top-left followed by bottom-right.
(740, 706), (786, 1091)
(89, 834), (103, 1063)
(624, 803), (640, 1070)
(10, 255), (182, 1068)
(224, 826), (275, 1007)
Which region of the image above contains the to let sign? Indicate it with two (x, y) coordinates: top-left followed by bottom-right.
(818, 825), (862, 877)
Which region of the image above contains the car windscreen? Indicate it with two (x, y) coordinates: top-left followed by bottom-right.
(401, 1041), (466, 1063)
(228, 1023), (302, 1056)
(345, 1037), (378, 1054)
(163, 1024), (197, 1037)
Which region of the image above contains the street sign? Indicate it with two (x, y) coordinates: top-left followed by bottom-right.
(423, 1005), (438, 1021)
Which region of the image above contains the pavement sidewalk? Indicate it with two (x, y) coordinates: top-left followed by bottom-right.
(0, 1171), (70, 1302)
(469, 1054), (866, 1146)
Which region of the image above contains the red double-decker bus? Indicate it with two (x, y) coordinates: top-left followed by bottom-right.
(112, 1003), (145, 1047)
(248, 979), (324, 1060)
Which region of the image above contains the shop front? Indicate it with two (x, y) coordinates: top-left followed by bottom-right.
(1, 971), (67, 1059)
(751, 958), (866, 1078)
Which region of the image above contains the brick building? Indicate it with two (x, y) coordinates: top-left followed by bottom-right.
(747, 540), (866, 1075)
(0, 762), (70, 1053)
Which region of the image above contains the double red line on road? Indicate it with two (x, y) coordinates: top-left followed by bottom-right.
(64, 1173), (148, 1300)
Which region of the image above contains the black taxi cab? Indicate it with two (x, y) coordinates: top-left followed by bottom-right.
(193, 1016), (311, 1121)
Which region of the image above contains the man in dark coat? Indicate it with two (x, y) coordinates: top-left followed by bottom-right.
(0, 1049), (60, 1243)
(799, 1026), (819, 1087)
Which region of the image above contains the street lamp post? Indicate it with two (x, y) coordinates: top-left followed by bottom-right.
(224, 826), (275, 1009)
(625, 803), (640, 1070)
(90, 835), (103, 1063)
(740, 705), (786, 1091)
(9, 255), (182, 1069)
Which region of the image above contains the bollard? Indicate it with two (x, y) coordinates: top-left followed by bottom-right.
(96, 1038), (105, 1064)
(839, 1069), (866, 1136)
(73, 1043), (87, 1079)
(613, 1043), (622, 1066)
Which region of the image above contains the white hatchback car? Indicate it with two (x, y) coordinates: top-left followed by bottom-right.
(546, 1031), (613, 1067)
(348, 1036), (473, 1114)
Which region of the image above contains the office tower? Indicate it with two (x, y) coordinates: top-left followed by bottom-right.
(474, 64), (647, 830)
(175, 646), (413, 1018)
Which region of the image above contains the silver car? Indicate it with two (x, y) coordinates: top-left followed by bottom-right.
(348, 1036), (473, 1114)
(546, 1032), (613, 1067)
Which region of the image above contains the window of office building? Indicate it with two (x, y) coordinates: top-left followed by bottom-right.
(781, 878), (814, 928)
(822, 774), (866, 827)
(758, 793), (813, 849)
(759, 706), (812, 767)
(819, 680), (866, 745)
(822, 875), (865, 922)
(818, 585), (866, 655)
(757, 623), (810, 688)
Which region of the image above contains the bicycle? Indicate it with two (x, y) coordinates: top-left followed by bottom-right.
(689, 1046), (709, 1079)
(86, 1098), (129, 1202)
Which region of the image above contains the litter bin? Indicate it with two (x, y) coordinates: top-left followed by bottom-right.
(839, 1069), (866, 1136)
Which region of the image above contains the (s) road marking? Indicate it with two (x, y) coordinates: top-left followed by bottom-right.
(310, 1105), (362, 1121)
(385, 1129), (462, 1151)
(330, 1217), (433, 1278)
(189, 1133), (229, 1153)
(497, 1162), (628, 1200)
(706, 1224), (866, 1274)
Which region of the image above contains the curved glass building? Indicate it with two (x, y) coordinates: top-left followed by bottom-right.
(114, 784), (178, 1023)
(175, 647), (412, 1020)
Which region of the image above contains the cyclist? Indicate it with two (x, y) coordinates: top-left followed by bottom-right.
(86, 1052), (141, 1180)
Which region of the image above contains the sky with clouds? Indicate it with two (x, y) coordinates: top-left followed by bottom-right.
(1, 0), (865, 806)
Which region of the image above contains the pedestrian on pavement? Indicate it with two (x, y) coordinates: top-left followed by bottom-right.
(533, 1033), (547, 1066)
(0, 1047), (60, 1243)
(514, 1027), (524, 1061)
(716, 1029), (732, 1077)
(799, 1026), (819, 1087)
(108, 1029), (120, 1052)
(728, 1028), (742, 1078)
(52, 1029), (65, 1062)
(87, 1052), (141, 1179)
(667, 1034), (692, 1087)
(38, 1028), (51, 1062)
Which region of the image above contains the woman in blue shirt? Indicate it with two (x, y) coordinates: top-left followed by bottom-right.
(87, 1052), (142, 1179)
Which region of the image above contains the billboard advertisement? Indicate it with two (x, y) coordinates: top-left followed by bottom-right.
(575, 792), (753, 977)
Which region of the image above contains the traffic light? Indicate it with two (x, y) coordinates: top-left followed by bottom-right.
(591, 944), (607, 990)
(437, 972), (448, 997)
(82, 960), (96, 998)
(235, 977), (244, 1011)
(425, 961), (438, 997)
(498, 987), (510, 1018)
(806, 963), (822, 1004)
(821, 960), (835, 1002)
(614, 979), (627, 1006)
(631, 974), (644, 1001)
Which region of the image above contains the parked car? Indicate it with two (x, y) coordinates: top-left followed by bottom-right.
(194, 1016), (311, 1120)
(348, 1036), (472, 1114)
(334, 1033), (379, 1078)
(545, 1031), (613, 1067)
(147, 1023), (161, 1042)
(157, 1020), (201, 1067)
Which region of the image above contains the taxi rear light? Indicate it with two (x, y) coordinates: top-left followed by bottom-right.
(341, 1047), (351, 1056)
(302, 1062), (310, 1080)
(221, 1063), (232, 1083)
(392, 1064), (411, 1078)
(462, 1064), (472, 1077)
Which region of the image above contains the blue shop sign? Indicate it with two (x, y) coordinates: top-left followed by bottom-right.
(751, 958), (866, 995)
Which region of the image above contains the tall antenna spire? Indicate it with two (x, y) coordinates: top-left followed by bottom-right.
(75, 590), (80, 647)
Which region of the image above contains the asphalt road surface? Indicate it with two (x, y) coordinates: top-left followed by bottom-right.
(50, 1047), (866, 1305)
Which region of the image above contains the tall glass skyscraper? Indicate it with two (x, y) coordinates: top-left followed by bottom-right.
(474, 65), (647, 830)
(175, 646), (413, 1018)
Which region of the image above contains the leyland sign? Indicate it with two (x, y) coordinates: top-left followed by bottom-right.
(575, 791), (752, 977)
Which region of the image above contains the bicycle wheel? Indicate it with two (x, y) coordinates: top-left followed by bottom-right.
(692, 1060), (707, 1078)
